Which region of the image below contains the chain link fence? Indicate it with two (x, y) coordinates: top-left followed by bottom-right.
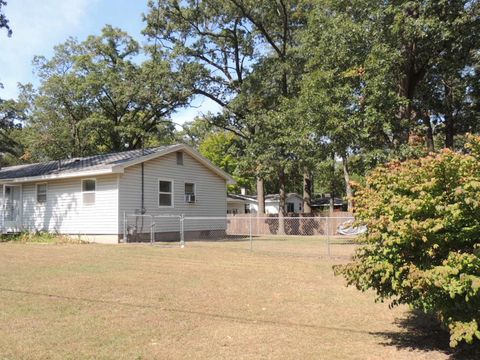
(124, 214), (184, 246)
(123, 214), (362, 258)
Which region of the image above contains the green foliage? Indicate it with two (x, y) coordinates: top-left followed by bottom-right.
(0, 97), (25, 161)
(178, 118), (216, 148)
(0, 0), (11, 37)
(144, 0), (311, 200)
(335, 135), (480, 347)
(314, 160), (345, 197)
(19, 25), (189, 161)
(198, 130), (254, 192)
(0, 232), (87, 244)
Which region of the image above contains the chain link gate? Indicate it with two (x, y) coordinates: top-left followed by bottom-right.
(123, 213), (185, 246)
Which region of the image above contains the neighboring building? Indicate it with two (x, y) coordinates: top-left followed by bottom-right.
(227, 194), (249, 215)
(265, 193), (303, 214)
(227, 192), (303, 215)
(0, 144), (234, 243)
(311, 196), (346, 212)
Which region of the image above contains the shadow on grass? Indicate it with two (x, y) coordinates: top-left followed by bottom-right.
(371, 310), (480, 360)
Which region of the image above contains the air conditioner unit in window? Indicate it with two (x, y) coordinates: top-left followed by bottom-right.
(185, 194), (196, 203)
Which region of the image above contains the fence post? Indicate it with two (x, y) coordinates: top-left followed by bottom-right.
(249, 214), (253, 251)
(180, 214), (185, 248)
(123, 212), (127, 243)
(326, 217), (331, 257)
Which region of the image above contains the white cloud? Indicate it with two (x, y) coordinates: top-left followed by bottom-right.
(0, 0), (96, 99)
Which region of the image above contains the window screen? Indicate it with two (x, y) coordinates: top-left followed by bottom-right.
(184, 183), (196, 203)
(82, 179), (96, 192)
(159, 180), (173, 206)
(82, 179), (96, 205)
(36, 183), (47, 204)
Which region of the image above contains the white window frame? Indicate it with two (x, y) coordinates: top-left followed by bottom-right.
(81, 178), (96, 206)
(158, 178), (174, 208)
(184, 182), (196, 204)
(35, 183), (48, 205)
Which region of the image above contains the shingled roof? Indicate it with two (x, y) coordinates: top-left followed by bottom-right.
(0, 146), (176, 181)
(227, 193), (302, 202)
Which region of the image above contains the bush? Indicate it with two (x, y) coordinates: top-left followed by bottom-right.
(335, 135), (480, 347)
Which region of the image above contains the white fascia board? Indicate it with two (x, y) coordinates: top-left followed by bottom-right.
(265, 199), (279, 204)
(0, 167), (122, 184)
(113, 144), (236, 185)
(227, 198), (247, 203)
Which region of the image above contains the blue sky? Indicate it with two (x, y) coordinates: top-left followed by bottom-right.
(0, 0), (220, 125)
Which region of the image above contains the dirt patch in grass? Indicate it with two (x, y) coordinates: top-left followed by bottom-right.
(0, 242), (464, 359)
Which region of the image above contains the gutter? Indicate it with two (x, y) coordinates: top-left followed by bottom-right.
(0, 167), (124, 184)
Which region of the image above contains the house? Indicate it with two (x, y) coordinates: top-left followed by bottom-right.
(227, 192), (303, 215)
(0, 144), (234, 243)
(227, 194), (253, 215)
(311, 196), (346, 212)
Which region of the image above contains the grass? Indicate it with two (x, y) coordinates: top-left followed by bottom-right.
(0, 231), (86, 244)
(0, 241), (462, 359)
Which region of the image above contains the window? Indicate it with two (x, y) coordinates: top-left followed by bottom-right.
(159, 180), (173, 207)
(286, 202), (295, 213)
(82, 179), (96, 205)
(176, 151), (183, 165)
(184, 182), (195, 203)
(36, 183), (47, 204)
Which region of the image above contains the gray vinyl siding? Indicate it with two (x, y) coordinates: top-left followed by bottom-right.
(0, 184), (3, 230)
(118, 151), (227, 233)
(20, 174), (118, 235)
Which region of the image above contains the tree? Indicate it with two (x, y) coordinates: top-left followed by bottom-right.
(295, 0), (480, 211)
(367, 0), (480, 149)
(143, 0), (310, 218)
(198, 130), (254, 192)
(0, 97), (25, 164)
(20, 26), (190, 160)
(0, 0), (14, 164)
(0, 0), (11, 37)
(177, 117), (216, 148)
(296, 0), (380, 212)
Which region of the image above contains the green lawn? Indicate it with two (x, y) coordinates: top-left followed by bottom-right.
(0, 242), (455, 359)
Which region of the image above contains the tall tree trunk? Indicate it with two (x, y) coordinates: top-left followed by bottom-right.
(424, 116), (435, 152)
(303, 169), (312, 214)
(329, 153), (335, 215)
(394, 47), (426, 148)
(278, 168), (286, 235)
(445, 113), (454, 149)
(256, 177), (265, 215)
(342, 155), (353, 213)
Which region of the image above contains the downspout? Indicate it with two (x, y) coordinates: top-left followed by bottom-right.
(141, 162), (145, 214)
(140, 148), (146, 239)
(141, 146), (145, 214)
(1, 185), (4, 234)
